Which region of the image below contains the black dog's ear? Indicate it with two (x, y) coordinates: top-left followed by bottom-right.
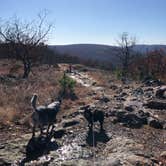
(84, 105), (90, 110)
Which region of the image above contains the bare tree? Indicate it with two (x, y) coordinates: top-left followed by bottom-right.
(0, 12), (53, 78)
(116, 32), (136, 78)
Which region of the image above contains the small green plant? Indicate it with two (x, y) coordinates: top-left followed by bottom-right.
(59, 72), (76, 97)
(113, 68), (123, 80)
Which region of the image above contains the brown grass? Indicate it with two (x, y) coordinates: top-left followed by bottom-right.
(0, 60), (63, 128)
(0, 61), (93, 128)
(0, 107), (19, 126)
(87, 69), (121, 87)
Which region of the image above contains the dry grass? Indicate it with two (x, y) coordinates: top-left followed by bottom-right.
(0, 60), (63, 127)
(0, 107), (19, 126)
(87, 69), (121, 87)
(0, 61), (93, 128)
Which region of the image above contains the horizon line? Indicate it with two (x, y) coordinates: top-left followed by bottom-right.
(49, 43), (166, 46)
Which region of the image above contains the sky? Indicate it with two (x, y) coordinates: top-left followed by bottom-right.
(0, 0), (166, 45)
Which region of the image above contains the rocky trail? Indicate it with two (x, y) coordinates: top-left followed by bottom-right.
(0, 69), (166, 166)
(68, 71), (105, 92)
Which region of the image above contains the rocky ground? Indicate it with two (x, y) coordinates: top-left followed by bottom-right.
(0, 65), (166, 166)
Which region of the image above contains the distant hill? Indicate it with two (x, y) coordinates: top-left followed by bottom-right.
(133, 44), (166, 53)
(49, 44), (166, 64)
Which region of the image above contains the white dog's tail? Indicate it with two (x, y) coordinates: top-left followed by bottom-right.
(31, 94), (38, 111)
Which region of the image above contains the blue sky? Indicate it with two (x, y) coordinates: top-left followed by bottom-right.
(0, 0), (166, 45)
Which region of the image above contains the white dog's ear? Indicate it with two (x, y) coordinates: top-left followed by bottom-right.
(31, 94), (38, 103)
(33, 93), (38, 97)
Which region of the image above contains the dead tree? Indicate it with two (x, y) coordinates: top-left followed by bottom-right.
(0, 12), (53, 78)
(116, 32), (136, 78)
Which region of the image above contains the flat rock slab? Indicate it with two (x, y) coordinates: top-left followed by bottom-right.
(63, 120), (80, 128)
(103, 136), (153, 166)
(144, 100), (166, 110)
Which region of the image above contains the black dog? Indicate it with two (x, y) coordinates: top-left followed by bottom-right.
(84, 106), (104, 130)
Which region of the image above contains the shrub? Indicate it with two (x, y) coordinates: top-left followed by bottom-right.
(59, 72), (76, 97)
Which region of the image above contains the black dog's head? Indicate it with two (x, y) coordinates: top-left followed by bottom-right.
(83, 106), (93, 123)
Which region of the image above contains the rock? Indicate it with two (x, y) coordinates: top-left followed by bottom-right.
(164, 91), (166, 99)
(68, 111), (81, 118)
(99, 96), (110, 103)
(125, 106), (134, 112)
(104, 136), (154, 165)
(0, 144), (5, 150)
(53, 129), (66, 139)
(132, 87), (144, 96)
(126, 155), (153, 166)
(115, 111), (147, 128)
(130, 97), (137, 101)
(80, 105), (93, 110)
(159, 151), (166, 165)
(104, 158), (122, 166)
(92, 81), (97, 86)
(144, 91), (153, 98)
(0, 158), (11, 166)
(124, 85), (130, 89)
(144, 87), (154, 92)
(144, 100), (166, 110)
(63, 120), (79, 128)
(116, 110), (127, 117)
(160, 151), (166, 158)
(148, 117), (163, 129)
(156, 86), (166, 99)
(110, 85), (118, 90)
(108, 110), (121, 117)
(111, 117), (119, 124)
(163, 123), (166, 129)
(120, 92), (128, 97)
(115, 96), (126, 101)
(137, 110), (150, 118)
(143, 77), (164, 86)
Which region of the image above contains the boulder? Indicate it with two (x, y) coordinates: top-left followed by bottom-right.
(144, 100), (166, 110)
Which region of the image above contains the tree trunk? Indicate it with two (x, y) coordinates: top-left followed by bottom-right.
(23, 61), (31, 78)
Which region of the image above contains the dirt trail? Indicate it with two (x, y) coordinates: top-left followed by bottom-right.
(68, 71), (105, 94)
